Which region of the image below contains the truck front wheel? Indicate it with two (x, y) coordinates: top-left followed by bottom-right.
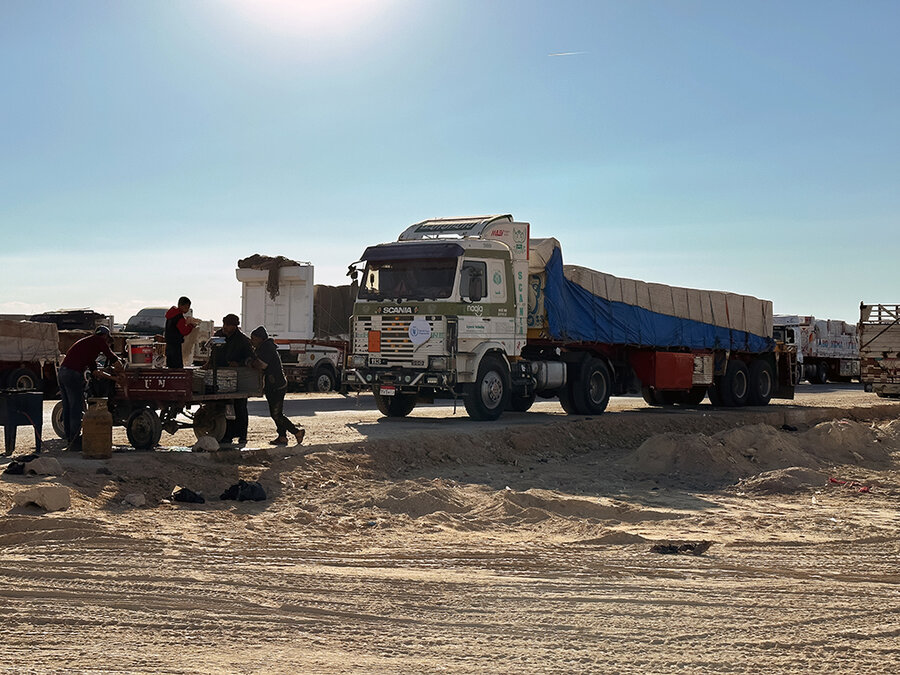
(307, 366), (336, 393)
(464, 354), (510, 421)
(374, 391), (417, 417)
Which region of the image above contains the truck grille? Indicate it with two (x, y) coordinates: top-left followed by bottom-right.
(353, 315), (445, 364)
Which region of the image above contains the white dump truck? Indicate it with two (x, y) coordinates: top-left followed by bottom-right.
(859, 303), (900, 398)
(237, 257), (347, 392)
(773, 315), (859, 384)
(343, 214), (794, 420)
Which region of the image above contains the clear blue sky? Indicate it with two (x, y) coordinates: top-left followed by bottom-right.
(1, 0), (897, 325)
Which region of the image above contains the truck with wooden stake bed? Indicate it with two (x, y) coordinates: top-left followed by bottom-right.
(343, 215), (795, 420)
(859, 303), (900, 398)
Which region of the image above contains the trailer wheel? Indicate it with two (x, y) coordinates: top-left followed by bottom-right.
(193, 404), (227, 441)
(126, 408), (163, 450)
(716, 360), (750, 407)
(307, 366), (336, 393)
(809, 363), (828, 385)
(373, 391), (417, 417)
(7, 367), (42, 391)
(748, 360), (774, 406)
(51, 401), (66, 439)
(464, 354), (510, 421)
(568, 358), (611, 415)
(508, 391), (536, 413)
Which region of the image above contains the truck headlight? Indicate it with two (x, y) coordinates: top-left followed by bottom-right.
(430, 356), (448, 371)
(350, 355), (368, 368)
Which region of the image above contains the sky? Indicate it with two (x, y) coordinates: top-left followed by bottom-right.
(1, 0), (898, 325)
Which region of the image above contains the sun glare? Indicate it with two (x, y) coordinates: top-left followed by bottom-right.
(222, 0), (395, 38)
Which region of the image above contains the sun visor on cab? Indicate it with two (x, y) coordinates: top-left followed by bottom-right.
(360, 242), (464, 262)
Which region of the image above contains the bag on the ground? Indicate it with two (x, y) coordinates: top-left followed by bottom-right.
(220, 479), (267, 502)
(171, 486), (206, 504)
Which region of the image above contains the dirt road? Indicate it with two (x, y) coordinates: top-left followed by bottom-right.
(2, 386), (899, 673)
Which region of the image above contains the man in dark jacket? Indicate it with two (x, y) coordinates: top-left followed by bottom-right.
(211, 313), (254, 445)
(250, 326), (305, 446)
(58, 326), (123, 450)
(164, 296), (197, 368)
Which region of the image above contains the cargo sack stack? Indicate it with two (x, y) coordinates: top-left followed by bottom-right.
(205, 369), (237, 393)
(527, 238), (773, 352)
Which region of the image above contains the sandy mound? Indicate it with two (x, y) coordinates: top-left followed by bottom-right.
(737, 466), (828, 494)
(618, 420), (893, 485)
(357, 480), (680, 532)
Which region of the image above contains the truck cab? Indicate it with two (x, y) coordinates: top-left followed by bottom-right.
(345, 215), (532, 419)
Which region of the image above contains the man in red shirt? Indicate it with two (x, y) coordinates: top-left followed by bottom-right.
(58, 326), (123, 450)
(164, 296), (197, 368)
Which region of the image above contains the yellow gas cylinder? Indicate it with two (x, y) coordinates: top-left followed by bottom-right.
(82, 398), (113, 459)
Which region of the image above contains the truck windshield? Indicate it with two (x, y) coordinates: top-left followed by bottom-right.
(358, 259), (457, 301)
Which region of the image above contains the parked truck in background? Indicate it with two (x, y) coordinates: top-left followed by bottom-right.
(343, 214), (795, 420)
(859, 303), (900, 398)
(773, 315), (859, 384)
(0, 319), (60, 395)
(237, 257), (348, 392)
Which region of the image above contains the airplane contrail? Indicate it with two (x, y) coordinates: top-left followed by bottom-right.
(548, 51), (588, 56)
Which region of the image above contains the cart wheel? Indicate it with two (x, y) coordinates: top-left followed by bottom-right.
(126, 408), (163, 450)
(193, 404), (227, 441)
(51, 401), (66, 439)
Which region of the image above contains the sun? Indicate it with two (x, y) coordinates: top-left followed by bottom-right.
(222, 0), (396, 38)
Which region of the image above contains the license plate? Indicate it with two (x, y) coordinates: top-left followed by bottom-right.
(379, 386), (396, 396)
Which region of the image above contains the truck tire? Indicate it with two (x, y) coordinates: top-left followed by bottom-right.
(748, 360), (774, 406)
(7, 367), (42, 391)
(716, 360), (750, 407)
(307, 366), (336, 393)
(569, 358), (612, 415)
(373, 391), (417, 417)
(192, 404), (226, 442)
(508, 391), (536, 412)
(51, 401), (66, 439)
(127, 408), (164, 450)
(464, 354), (510, 421)
(812, 363), (828, 385)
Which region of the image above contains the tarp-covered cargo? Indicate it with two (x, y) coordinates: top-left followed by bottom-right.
(0, 320), (60, 362)
(528, 239), (774, 352)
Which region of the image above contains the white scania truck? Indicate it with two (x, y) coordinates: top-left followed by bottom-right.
(343, 215), (794, 420)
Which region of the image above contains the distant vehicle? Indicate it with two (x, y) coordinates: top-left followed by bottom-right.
(125, 308), (168, 335)
(0, 319), (60, 395)
(773, 315), (859, 384)
(29, 309), (110, 332)
(859, 303), (900, 398)
(237, 258), (348, 392)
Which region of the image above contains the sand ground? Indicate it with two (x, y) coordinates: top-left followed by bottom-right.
(1, 386), (899, 673)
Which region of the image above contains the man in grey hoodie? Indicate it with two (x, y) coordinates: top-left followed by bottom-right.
(250, 326), (305, 446)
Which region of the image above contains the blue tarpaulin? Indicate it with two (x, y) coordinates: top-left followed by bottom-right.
(541, 248), (774, 353)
